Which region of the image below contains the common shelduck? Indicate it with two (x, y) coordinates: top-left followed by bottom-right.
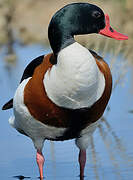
(2, 3), (128, 179)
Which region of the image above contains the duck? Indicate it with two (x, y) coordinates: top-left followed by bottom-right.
(2, 2), (128, 179)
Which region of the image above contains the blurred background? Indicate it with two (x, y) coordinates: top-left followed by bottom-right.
(0, 0), (133, 180)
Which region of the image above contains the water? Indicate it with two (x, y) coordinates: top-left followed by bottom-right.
(0, 43), (133, 180)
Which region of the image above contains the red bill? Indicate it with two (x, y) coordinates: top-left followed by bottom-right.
(99, 14), (128, 40)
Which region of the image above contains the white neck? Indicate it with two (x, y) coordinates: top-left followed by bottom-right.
(44, 42), (105, 109)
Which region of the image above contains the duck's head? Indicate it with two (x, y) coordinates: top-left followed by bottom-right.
(48, 3), (128, 55)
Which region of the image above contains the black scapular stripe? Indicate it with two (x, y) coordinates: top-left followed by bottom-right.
(2, 55), (44, 110)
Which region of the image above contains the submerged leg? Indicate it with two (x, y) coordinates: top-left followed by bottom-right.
(36, 150), (45, 179)
(79, 149), (86, 178)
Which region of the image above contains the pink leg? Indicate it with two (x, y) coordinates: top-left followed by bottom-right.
(79, 149), (86, 179)
(36, 150), (44, 179)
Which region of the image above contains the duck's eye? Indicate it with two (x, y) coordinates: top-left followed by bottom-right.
(92, 11), (101, 18)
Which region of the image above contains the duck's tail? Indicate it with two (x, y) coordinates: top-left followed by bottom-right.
(2, 99), (13, 110)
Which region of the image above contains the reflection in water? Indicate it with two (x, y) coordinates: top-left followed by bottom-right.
(98, 120), (123, 179)
(50, 141), (56, 178)
(89, 135), (100, 180)
(13, 175), (30, 179)
(101, 117), (133, 168)
(88, 117), (133, 180)
(49, 117), (133, 180)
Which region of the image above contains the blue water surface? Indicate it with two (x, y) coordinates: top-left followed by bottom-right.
(0, 44), (133, 180)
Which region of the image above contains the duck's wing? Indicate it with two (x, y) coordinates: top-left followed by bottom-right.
(2, 55), (45, 110)
(20, 55), (44, 83)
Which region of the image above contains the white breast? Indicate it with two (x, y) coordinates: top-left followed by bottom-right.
(44, 42), (105, 109)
